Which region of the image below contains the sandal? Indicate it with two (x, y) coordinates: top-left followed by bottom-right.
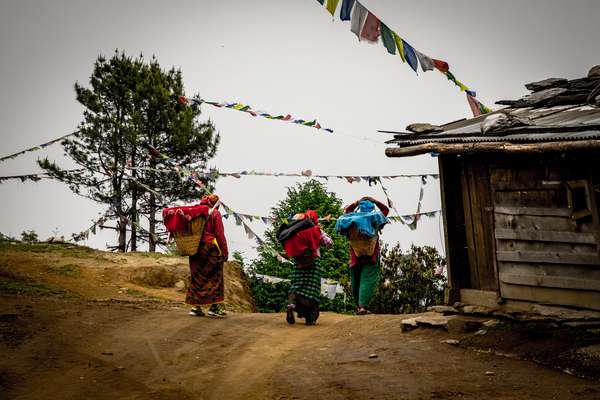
(357, 307), (372, 315)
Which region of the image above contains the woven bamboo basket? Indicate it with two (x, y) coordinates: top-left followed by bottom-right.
(348, 225), (377, 257)
(172, 217), (207, 256)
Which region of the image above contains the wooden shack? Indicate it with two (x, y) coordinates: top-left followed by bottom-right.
(384, 68), (600, 311)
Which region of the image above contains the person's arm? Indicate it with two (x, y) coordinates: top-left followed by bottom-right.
(212, 209), (229, 259)
(370, 198), (390, 216)
(319, 229), (333, 248)
(344, 199), (361, 214)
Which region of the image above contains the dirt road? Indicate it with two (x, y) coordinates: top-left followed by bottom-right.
(2, 296), (599, 400)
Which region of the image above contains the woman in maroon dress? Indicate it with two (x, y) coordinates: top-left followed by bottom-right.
(187, 194), (229, 317)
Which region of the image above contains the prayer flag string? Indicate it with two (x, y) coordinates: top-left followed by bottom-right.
(312, 0), (491, 117)
(178, 96), (335, 133)
(0, 131), (79, 164)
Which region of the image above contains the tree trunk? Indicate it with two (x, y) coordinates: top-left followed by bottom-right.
(130, 148), (138, 252)
(118, 212), (127, 252)
(148, 192), (156, 252)
(113, 105), (127, 252)
(130, 194), (138, 251)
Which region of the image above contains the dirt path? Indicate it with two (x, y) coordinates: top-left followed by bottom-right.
(2, 296), (599, 400)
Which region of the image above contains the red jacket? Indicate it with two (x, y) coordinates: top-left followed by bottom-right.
(282, 225), (322, 258)
(344, 199), (389, 267)
(201, 207), (228, 259)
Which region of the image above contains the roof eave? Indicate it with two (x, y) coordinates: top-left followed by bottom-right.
(385, 139), (600, 158)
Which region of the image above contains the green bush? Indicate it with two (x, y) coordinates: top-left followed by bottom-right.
(370, 244), (446, 314)
(250, 180), (349, 280)
(20, 230), (39, 243)
(248, 275), (290, 313)
(248, 272), (353, 314)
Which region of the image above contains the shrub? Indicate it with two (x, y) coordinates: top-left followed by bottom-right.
(20, 230), (39, 243)
(370, 244), (446, 314)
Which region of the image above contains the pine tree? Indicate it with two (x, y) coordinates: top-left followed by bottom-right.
(39, 51), (219, 251)
(127, 57), (219, 251)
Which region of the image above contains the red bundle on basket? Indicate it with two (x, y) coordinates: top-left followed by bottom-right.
(162, 204), (209, 255)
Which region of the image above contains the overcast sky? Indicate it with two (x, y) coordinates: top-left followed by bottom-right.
(1, 0), (599, 260)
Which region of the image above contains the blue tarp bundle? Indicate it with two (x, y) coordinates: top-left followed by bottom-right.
(335, 200), (388, 238)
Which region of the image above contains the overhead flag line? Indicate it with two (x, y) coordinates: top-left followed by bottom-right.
(221, 208), (441, 227)
(179, 96), (335, 133)
(314, 0), (491, 117)
(0, 167), (438, 184)
(0, 131), (79, 164)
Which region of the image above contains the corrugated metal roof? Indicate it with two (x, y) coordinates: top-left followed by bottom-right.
(387, 105), (600, 146)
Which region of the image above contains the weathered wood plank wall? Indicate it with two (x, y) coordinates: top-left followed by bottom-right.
(490, 155), (600, 310)
(460, 158), (497, 291)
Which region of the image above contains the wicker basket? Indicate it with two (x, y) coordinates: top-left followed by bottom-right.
(348, 225), (377, 257)
(172, 216), (207, 256)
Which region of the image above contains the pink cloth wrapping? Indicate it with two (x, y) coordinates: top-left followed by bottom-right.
(162, 204), (209, 234)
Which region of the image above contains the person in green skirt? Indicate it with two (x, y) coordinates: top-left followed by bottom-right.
(282, 210), (333, 326)
(343, 197), (389, 315)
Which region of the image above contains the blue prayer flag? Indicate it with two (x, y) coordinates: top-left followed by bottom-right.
(402, 41), (419, 73)
(340, 0), (354, 21)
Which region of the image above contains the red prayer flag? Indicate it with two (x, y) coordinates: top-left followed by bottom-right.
(360, 12), (380, 43)
(432, 59), (449, 73)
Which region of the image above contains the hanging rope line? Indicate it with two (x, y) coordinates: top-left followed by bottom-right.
(0, 167), (438, 184)
(0, 131), (79, 163)
(180, 96), (383, 144)
(312, 0), (492, 117)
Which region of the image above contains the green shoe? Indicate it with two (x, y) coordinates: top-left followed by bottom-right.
(207, 304), (227, 317)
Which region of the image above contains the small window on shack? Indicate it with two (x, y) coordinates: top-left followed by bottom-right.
(566, 180), (593, 220)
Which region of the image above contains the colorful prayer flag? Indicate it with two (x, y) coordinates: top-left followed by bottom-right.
(456, 80), (469, 92)
(402, 41), (419, 73)
(339, 0), (355, 21)
(445, 71), (457, 83)
(380, 23), (396, 55)
(415, 50), (434, 72)
(326, 0), (340, 16)
(433, 59), (449, 73)
(350, 1), (368, 40)
(466, 93), (481, 116)
(360, 12), (380, 43)
(393, 33), (406, 63)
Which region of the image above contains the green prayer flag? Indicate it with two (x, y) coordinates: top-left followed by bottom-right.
(380, 23), (396, 55)
(326, 0), (339, 15)
(446, 71), (457, 83)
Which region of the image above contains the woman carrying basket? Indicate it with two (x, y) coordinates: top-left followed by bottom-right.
(281, 210), (333, 326)
(187, 194), (229, 317)
(339, 197), (389, 315)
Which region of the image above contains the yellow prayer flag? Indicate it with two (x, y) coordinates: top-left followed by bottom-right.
(393, 33), (406, 63)
(326, 0), (340, 16)
(457, 81), (469, 92)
